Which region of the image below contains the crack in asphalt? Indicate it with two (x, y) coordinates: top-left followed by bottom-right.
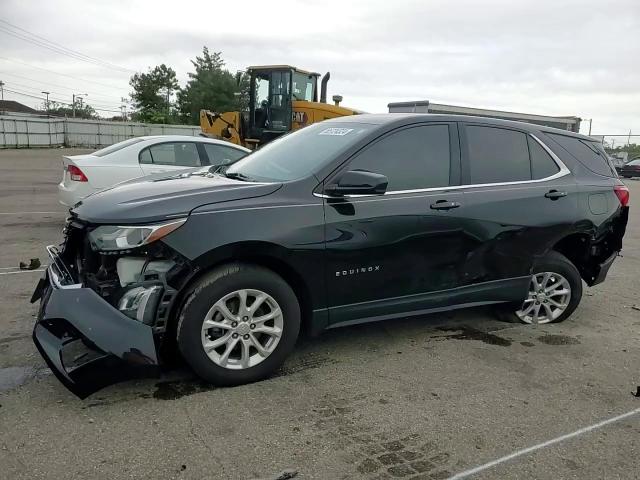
(1, 442), (29, 473)
(182, 403), (227, 477)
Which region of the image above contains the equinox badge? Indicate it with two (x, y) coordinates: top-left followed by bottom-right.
(336, 265), (381, 277)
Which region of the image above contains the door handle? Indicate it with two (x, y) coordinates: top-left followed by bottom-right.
(544, 190), (567, 200)
(430, 200), (461, 210)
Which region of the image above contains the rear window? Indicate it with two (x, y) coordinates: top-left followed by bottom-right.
(545, 133), (616, 177)
(93, 137), (147, 157)
(466, 126), (531, 183)
(528, 136), (560, 179)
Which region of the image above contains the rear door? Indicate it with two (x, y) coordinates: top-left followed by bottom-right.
(139, 141), (203, 175)
(457, 123), (578, 286)
(323, 122), (469, 324)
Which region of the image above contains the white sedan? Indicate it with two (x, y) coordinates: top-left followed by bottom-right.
(58, 135), (250, 206)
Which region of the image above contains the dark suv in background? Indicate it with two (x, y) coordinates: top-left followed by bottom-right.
(32, 114), (629, 397)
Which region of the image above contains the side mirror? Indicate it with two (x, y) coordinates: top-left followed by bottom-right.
(325, 170), (388, 196)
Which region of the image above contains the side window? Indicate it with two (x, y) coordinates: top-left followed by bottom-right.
(546, 133), (615, 177)
(203, 144), (247, 166)
(139, 148), (153, 164)
(347, 125), (451, 191)
(528, 137), (560, 179)
(466, 126), (531, 184)
(144, 143), (201, 167)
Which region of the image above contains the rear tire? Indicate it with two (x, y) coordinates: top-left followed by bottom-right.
(176, 263), (300, 386)
(496, 251), (582, 324)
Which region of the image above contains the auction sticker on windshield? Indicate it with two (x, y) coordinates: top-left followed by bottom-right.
(318, 128), (354, 136)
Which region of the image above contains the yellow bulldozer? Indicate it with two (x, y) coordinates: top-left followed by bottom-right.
(200, 65), (359, 149)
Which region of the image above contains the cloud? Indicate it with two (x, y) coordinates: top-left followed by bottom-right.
(2, 0), (639, 132)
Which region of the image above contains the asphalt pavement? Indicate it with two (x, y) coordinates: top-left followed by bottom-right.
(0, 148), (638, 480)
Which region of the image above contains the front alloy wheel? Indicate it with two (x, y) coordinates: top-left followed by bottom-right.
(515, 272), (572, 324)
(177, 263), (300, 386)
(201, 289), (283, 369)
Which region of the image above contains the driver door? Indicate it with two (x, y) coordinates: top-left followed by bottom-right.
(323, 123), (468, 325)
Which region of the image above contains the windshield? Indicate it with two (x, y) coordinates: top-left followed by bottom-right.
(628, 159), (640, 166)
(226, 122), (375, 182)
(93, 137), (147, 157)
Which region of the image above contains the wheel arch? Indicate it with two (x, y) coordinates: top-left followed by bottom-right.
(166, 241), (318, 342)
(551, 232), (593, 284)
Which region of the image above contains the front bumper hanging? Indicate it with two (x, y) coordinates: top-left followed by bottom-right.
(31, 246), (160, 398)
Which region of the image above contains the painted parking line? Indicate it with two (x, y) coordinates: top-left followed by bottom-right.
(448, 407), (640, 479)
(0, 269), (45, 276)
(0, 211), (63, 216)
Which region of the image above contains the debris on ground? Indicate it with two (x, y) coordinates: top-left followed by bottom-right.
(19, 258), (41, 270)
(253, 469), (298, 480)
(631, 305), (640, 311)
(633, 387), (640, 398)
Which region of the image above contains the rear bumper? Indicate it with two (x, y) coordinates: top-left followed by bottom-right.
(57, 181), (95, 207)
(32, 249), (160, 398)
(591, 250), (618, 286)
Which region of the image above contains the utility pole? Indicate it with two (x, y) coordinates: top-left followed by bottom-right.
(588, 119), (592, 136)
(72, 93), (87, 118)
(41, 91), (50, 113)
(166, 87), (170, 124)
(120, 97), (127, 121)
(0, 80), (4, 100)
(628, 130), (632, 147)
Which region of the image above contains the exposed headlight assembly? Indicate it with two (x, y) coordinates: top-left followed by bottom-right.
(88, 219), (186, 252)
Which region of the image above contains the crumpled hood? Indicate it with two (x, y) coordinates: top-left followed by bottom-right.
(72, 171), (281, 224)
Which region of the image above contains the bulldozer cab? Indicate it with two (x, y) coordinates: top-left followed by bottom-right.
(248, 65), (320, 144)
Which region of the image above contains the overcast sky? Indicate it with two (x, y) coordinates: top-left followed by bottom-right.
(1, 0), (639, 134)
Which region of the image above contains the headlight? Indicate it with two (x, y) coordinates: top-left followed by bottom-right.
(88, 219), (186, 252)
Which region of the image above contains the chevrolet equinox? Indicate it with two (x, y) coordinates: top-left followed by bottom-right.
(31, 114), (630, 397)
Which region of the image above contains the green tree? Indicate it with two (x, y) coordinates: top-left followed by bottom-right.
(46, 101), (98, 119)
(129, 64), (179, 123)
(177, 47), (243, 125)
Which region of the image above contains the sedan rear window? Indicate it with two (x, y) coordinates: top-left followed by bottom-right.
(93, 137), (147, 157)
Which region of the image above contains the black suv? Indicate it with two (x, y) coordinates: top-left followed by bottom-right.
(32, 114), (630, 397)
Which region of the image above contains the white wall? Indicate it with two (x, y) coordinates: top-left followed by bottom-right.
(0, 115), (202, 148)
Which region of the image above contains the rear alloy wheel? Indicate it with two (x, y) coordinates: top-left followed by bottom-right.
(496, 251), (582, 324)
(515, 272), (572, 324)
(177, 264), (300, 386)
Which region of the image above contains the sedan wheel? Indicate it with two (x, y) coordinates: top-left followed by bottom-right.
(201, 289), (283, 370)
(515, 272), (572, 324)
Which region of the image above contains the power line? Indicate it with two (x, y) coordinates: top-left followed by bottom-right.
(3, 87), (124, 113)
(0, 71), (128, 103)
(0, 79), (123, 107)
(0, 19), (136, 74)
(0, 56), (129, 92)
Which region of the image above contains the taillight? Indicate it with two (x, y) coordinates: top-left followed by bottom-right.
(614, 184), (630, 207)
(67, 164), (88, 182)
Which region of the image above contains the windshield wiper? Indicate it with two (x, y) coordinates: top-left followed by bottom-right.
(224, 172), (254, 182)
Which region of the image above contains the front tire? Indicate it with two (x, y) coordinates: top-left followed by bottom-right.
(176, 263), (300, 386)
(498, 251), (583, 324)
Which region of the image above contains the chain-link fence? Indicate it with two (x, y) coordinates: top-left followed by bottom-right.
(590, 134), (640, 168)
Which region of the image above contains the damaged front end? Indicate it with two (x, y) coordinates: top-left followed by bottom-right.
(31, 217), (193, 398)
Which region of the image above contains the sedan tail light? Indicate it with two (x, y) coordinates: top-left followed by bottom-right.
(614, 184), (630, 207)
(67, 164), (88, 182)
